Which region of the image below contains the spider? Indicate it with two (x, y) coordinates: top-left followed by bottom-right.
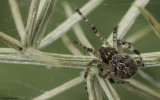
(73, 7), (145, 84)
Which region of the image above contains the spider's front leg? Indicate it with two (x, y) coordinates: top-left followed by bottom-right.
(84, 59), (101, 94)
(117, 39), (145, 71)
(113, 25), (118, 49)
(75, 7), (110, 46)
(112, 25), (123, 53)
(97, 64), (109, 78)
(85, 59), (101, 79)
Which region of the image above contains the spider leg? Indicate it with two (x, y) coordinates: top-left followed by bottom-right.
(74, 40), (99, 58)
(85, 59), (101, 79)
(84, 59), (101, 94)
(97, 64), (106, 77)
(117, 39), (145, 71)
(117, 44), (123, 54)
(75, 7), (110, 46)
(113, 25), (118, 49)
(113, 25), (123, 54)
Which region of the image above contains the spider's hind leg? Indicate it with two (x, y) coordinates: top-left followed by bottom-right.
(117, 39), (145, 71)
(85, 59), (101, 79)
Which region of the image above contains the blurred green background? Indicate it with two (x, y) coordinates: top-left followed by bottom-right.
(0, 0), (160, 100)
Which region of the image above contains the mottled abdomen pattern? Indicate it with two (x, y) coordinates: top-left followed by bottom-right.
(110, 54), (138, 79)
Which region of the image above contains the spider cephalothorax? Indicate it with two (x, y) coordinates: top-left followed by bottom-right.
(99, 47), (117, 64)
(74, 7), (144, 85)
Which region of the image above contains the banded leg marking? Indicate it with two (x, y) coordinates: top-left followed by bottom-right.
(74, 40), (99, 58)
(113, 25), (118, 49)
(75, 7), (110, 46)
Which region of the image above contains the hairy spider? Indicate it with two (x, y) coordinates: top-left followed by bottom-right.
(74, 7), (145, 84)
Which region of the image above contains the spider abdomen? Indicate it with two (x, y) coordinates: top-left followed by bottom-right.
(109, 54), (138, 79)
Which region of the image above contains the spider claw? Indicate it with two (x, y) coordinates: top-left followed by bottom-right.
(74, 6), (82, 15)
(114, 25), (119, 30)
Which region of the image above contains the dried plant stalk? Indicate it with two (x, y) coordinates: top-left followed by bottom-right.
(63, 1), (93, 48)
(138, 7), (160, 38)
(126, 79), (160, 100)
(25, 48), (61, 66)
(33, 0), (58, 48)
(24, 0), (57, 49)
(0, 32), (25, 52)
(0, 47), (160, 69)
(138, 70), (160, 89)
(8, 0), (25, 41)
(106, 0), (149, 46)
(0, 32), (60, 67)
(125, 25), (151, 43)
(40, 0), (103, 48)
(93, 75), (102, 100)
(32, 76), (83, 100)
(87, 73), (97, 100)
(61, 34), (83, 55)
(24, 0), (40, 47)
(1, 30), (159, 69)
(96, 74), (120, 100)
